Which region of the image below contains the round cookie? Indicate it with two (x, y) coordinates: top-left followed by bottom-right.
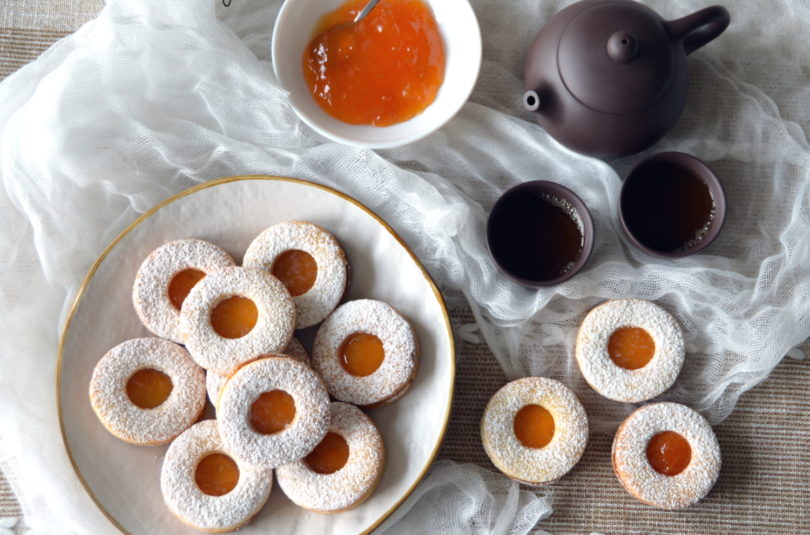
(89, 338), (206, 445)
(243, 221), (349, 329)
(612, 402), (721, 509)
(206, 337), (310, 408)
(161, 420), (273, 532)
(277, 402), (385, 513)
(575, 299), (685, 403)
(132, 239), (235, 343)
(179, 266), (296, 376)
(481, 377), (588, 485)
(218, 357), (331, 468)
(312, 299), (419, 407)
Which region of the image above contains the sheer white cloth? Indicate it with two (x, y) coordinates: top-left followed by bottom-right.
(0, 0), (808, 533)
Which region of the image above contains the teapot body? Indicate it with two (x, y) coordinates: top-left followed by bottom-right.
(523, 0), (729, 159)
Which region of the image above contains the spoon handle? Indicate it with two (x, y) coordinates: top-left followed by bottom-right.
(353, 0), (381, 23)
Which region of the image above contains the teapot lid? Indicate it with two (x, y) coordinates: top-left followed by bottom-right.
(557, 2), (674, 115)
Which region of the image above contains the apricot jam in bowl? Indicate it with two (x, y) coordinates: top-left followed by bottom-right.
(272, 0), (482, 148)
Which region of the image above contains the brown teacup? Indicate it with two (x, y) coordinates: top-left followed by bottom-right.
(619, 152), (726, 258)
(487, 181), (594, 287)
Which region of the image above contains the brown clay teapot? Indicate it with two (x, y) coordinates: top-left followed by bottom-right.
(523, 1), (730, 158)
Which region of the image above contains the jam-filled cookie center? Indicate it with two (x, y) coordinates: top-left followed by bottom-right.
(126, 368), (173, 409)
(339, 333), (385, 377)
(608, 326), (655, 370)
(195, 453), (240, 496)
(250, 390), (296, 434)
(272, 250), (318, 297)
(513, 404), (555, 449)
(646, 430), (691, 476)
(168, 268), (206, 311)
(211, 296), (259, 339)
(304, 431), (350, 474)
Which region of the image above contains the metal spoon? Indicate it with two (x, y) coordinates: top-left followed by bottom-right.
(353, 0), (381, 23)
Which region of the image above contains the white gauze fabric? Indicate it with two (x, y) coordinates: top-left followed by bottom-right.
(0, 0), (808, 533)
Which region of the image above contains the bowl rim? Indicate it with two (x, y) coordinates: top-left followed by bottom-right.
(271, 0), (483, 149)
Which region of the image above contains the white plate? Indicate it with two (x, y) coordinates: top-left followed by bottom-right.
(58, 176), (455, 535)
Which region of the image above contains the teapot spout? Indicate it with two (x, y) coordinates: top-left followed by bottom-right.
(523, 90), (541, 112)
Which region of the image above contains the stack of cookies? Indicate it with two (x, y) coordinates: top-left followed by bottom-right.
(88, 221), (420, 532)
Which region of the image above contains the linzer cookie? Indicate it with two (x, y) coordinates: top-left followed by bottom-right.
(179, 266), (295, 376)
(243, 221), (349, 329)
(312, 299), (419, 407)
(612, 402), (721, 509)
(277, 402), (385, 513)
(480, 377), (588, 485)
(217, 357), (330, 468)
(89, 337), (206, 445)
(575, 299), (685, 403)
(160, 420), (273, 532)
(132, 239), (235, 343)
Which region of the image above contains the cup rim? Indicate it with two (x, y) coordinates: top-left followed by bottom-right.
(486, 180), (595, 287)
(618, 151), (727, 259)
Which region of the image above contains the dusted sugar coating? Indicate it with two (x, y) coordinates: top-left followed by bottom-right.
(132, 239), (235, 343)
(575, 299), (685, 403)
(312, 299), (419, 407)
(206, 337), (310, 408)
(160, 420), (273, 532)
(481, 377), (588, 485)
(243, 221), (349, 329)
(612, 402), (721, 509)
(179, 267), (296, 376)
(217, 357), (331, 468)
(89, 338), (206, 445)
(277, 402), (385, 513)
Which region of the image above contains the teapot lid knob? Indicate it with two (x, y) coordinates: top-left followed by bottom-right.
(607, 31), (638, 63)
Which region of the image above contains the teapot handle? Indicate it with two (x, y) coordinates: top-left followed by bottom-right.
(665, 6), (730, 55)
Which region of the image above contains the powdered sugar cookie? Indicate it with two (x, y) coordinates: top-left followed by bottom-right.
(575, 299), (685, 403)
(612, 402), (721, 509)
(243, 221), (349, 329)
(218, 357), (330, 468)
(206, 337), (310, 408)
(179, 266), (295, 375)
(161, 420), (273, 532)
(481, 377), (588, 485)
(132, 239), (235, 343)
(277, 402), (385, 513)
(312, 299), (419, 407)
(89, 338), (206, 445)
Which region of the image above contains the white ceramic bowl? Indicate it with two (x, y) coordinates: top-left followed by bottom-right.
(272, 0), (482, 148)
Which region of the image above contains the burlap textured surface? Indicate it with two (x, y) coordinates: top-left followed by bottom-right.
(1, 0), (809, 534)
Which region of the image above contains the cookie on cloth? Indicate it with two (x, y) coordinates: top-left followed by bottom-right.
(312, 299), (419, 407)
(575, 299), (685, 403)
(89, 337), (206, 445)
(480, 377), (588, 485)
(243, 221), (349, 329)
(132, 239), (235, 343)
(160, 420), (272, 532)
(612, 402), (721, 509)
(277, 402), (385, 513)
(179, 266), (295, 376)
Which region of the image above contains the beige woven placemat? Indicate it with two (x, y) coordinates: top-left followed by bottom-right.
(2, 2), (809, 533)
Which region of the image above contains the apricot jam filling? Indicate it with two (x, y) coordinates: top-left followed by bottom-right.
(168, 268), (206, 311)
(608, 326), (655, 370)
(513, 404), (555, 449)
(195, 453), (240, 496)
(272, 250), (318, 297)
(339, 333), (385, 377)
(303, 0), (445, 126)
(304, 431), (350, 474)
(211, 296), (258, 339)
(249, 390), (296, 434)
(126, 368), (173, 409)
(646, 431), (691, 476)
